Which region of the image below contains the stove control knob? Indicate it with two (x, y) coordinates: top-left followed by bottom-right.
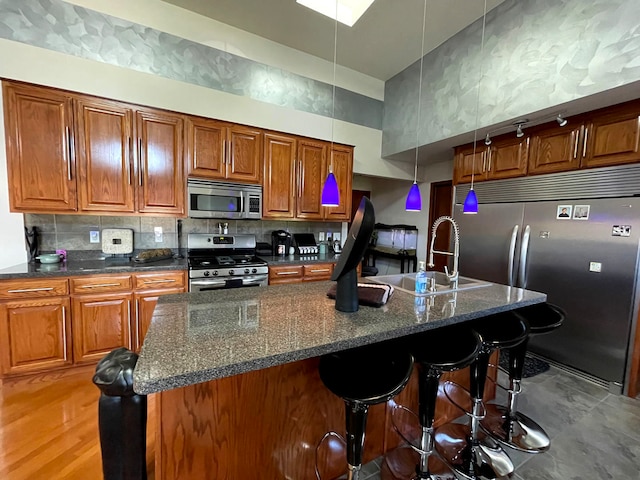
(252, 268), (257, 274)
(212, 271), (218, 276)
(244, 268), (250, 274)
(204, 271), (210, 277)
(229, 269), (235, 275)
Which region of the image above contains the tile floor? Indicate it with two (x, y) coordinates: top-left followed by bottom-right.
(359, 365), (640, 479)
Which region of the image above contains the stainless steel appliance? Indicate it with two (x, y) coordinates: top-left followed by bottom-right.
(187, 179), (262, 219)
(188, 234), (268, 291)
(271, 230), (292, 255)
(454, 165), (640, 393)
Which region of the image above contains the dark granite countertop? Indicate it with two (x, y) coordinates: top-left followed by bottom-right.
(0, 257), (188, 279)
(133, 280), (546, 394)
(259, 253), (342, 265)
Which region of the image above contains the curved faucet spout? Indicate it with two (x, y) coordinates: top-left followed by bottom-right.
(427, 216), (460, 283)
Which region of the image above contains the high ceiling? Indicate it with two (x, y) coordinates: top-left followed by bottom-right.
(161, 0), (506, 81)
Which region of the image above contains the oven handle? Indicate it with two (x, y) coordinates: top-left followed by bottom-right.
(190, 275), (267, 289)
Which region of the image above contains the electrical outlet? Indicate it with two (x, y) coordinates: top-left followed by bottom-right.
(589, 261), (602, 273)
(154, 227), (163, 243)
(318, 232), (325, 242)
(89, 230), (100, 243)
(334, 232), (341, 242)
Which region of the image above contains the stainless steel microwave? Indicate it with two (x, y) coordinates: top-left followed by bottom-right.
(187, 179), (262, 219)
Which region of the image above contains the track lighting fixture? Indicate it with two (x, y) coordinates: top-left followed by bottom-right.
(556, 114), (568, 127)
(484, 133), (492, 146)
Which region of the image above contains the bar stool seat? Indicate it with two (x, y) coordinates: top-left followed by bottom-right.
(382, 325), (481, 480)
(480, 303), (565, 454)
(318, 341), (414, 480)
(435, 312), (528, 480)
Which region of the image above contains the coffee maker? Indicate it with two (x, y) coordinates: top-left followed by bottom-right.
(271, 230), (292, 255)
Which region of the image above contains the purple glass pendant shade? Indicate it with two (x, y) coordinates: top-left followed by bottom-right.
(405, 182), (421, 211)
(321, 172), (340, 206)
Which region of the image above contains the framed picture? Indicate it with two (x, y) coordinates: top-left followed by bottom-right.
(573, 205), (590, 220)
(556, 205), (572, 219)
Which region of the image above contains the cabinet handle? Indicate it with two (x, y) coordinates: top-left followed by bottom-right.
(222, 139), (227, 165)
(79, 283), (121, 289)
(142, 279), (176, 284)
(135, 299), (140, 350)
(276, 271), (300, 276)
(487, 148), (492, 172)
(573, 130), (579, 159)
(310, 269), (330, 273)
(482, 151), (486, 172)
(7, 287), (54, 293)
(298, 161), (302, 198)
(128, 137), (133, 185)
(127, 300), (132, 347)
(66, 127), (72, 181)
(138, 138), (143, 186)
(62, 306), (67, 359)
(582, 127), (589, 158)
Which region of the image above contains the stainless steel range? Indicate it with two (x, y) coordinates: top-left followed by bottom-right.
(187, 234), (269, 292)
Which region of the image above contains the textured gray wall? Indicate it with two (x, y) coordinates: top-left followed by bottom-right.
(383, 0), (640, 157)
(0, 0), (382, 129)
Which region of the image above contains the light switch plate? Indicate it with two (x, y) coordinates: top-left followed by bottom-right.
(334, 232), (341, 242)
(154, 227), (163, 243)
(589, 261), (602, 273)
(318, 232), (325, 242)
(89, 230), (100, 243)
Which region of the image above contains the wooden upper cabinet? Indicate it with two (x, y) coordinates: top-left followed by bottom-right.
(296, 139), (326, 220)
(187, 117), (262, 183)
(529, 123), (582, 175)
(324, 145), (353, 221)
(581, 101), (640, 168)
(263, 133), (296, 218)
(74, 97), (135, 212)
(487, 135), (529, 180)
(453, 143), (488, 184)
(136, 108), (185, 215)
(3, 82), (77, 212)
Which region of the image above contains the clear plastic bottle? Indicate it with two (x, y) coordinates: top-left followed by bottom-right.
(415, 261), (427, 294)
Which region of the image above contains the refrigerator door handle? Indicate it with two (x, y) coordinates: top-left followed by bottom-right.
(508, 224), (519, 287)
(518, 225), (531, 287)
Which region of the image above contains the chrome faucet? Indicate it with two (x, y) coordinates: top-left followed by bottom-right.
(427, 215), (460, 283)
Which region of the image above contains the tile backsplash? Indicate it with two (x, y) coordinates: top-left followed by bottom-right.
(24, 214), (343, 255)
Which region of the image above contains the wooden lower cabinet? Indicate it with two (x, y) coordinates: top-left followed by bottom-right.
(0, 297), (72, 375)
(269, 263), (335, 284)
(71, 292), (133, 364)
(302, 263), (334, 281)
(134, 288), (184, 352)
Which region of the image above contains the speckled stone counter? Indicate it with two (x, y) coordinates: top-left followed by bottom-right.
(134, 281), (545, 394)
(0, 257), (187, 279)
(259, 253), (342, 265)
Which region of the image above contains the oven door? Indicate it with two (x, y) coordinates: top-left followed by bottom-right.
(189, 274), (268, 292)
(188, 184), (245, 219)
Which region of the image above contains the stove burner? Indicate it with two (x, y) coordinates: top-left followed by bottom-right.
(200, 261), (211, 266)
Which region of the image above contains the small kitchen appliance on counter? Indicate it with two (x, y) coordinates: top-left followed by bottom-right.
(271, 230), (292, 256)
(188, 234), (268, 291)
(293, 233), (318, 254)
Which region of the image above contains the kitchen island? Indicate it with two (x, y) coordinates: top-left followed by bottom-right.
(134, 280), (545, 479)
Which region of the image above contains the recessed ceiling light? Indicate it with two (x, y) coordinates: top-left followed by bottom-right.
(296, 0), (375, 27)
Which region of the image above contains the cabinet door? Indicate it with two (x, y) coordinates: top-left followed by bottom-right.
(487, 136), (529, 180)
(228, 126), (262, 183)
(529, 124), (581, 174)
(72, 293), (132, 364)
(263, 133), (296, 218)
(453, 144), (487, 184)
(303, 263), (334, 282)
(296, 139), (326, 220)
(0, 297), (72, 375)
(582, 103), (640, 168)
(136, 108), (185, 215)
(133, 288), (184, 352)
(75, 97), (135, 212)
(186, 116), (227, 180)
(2, 82), (77, 212)
(324, 145), (353, 221)
(268, 265), (304, 285)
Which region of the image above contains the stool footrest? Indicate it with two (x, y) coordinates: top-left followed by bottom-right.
(480, 404), (550, 454)
(442, 381), (486, 420)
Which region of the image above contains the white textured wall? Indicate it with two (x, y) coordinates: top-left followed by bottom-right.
(0, 88), (27, 268)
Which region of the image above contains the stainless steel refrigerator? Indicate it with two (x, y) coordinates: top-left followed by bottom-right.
(454, 166), (640, 393)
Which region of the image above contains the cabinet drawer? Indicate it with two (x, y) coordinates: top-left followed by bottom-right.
(70, 275), (132, 294)
(268, 265), (304, 284)
(303, 263), (334, 281)
(134, 271), (186, 291)
(0, 278), (69, 299)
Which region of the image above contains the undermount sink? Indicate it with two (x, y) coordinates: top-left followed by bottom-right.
(369, 271), (491, 296)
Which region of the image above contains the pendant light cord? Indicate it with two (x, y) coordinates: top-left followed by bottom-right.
(329, 0), (338, 174)
(470, 0), (488, 191)
(414, 0), (427, 184)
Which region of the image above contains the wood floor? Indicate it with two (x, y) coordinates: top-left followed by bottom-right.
(0, 367), (155, 480)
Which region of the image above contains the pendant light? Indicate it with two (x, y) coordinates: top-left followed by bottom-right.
(463, 0), (489, 215)
(405, 0), (428, 212)
(321, 0), (340, 207)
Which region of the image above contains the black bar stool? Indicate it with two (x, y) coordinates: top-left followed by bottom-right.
(381, 325), (481, 480)
(436, 312), (528, 480)
(317, 341), (414, 480)
(481, 302), (565, 453)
